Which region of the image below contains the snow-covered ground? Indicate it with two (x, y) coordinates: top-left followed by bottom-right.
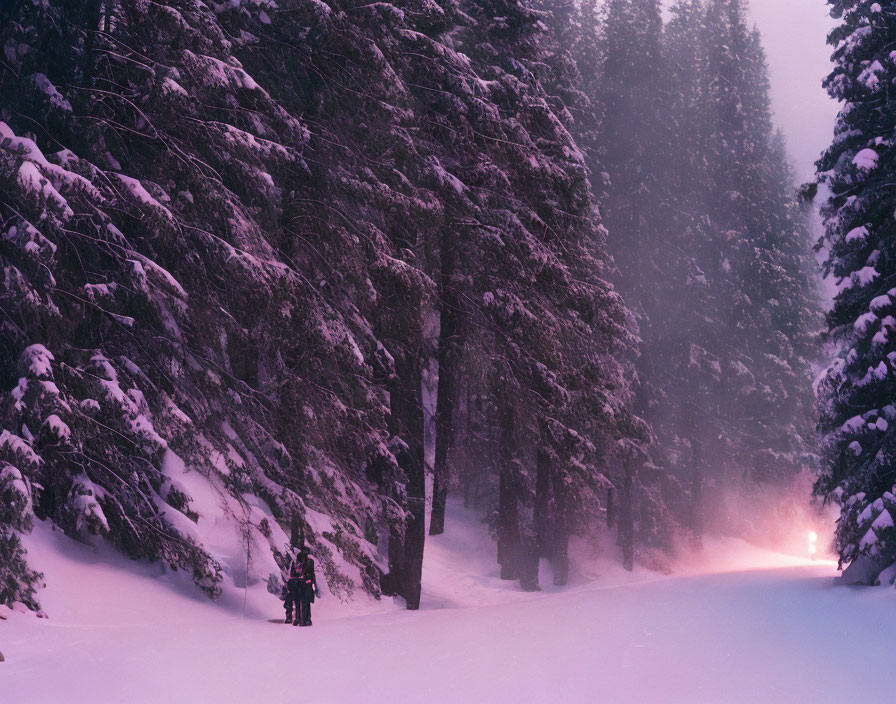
(2, 499), (891, 704)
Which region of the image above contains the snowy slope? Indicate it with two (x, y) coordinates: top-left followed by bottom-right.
(2, 499), (888, 704)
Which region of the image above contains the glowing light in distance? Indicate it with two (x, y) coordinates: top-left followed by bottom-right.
(808, 531), (818, 557)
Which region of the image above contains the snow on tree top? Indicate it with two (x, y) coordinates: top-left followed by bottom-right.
(870, 295), (892, 313)
(872, 509), (894, 532)
(181, 51), (268, 96)
(0, 430), (41, 467)
(853, 148), (879, 171)
(858, 61), (885, 91)
(30, 73), (72, 112)
(856, 361), (887, 387)
(0, 121), (100, 201)
(838, 25), (872, 56)
(113, 174), (174, 220)
(17, 161), (73, 219)
(860, 526), (878, 550)
(842, 265), (879, 290)
(845, 225), (869, 243)
(847, 492), (867, 507)
(854, 311), (878, 335)
(41, 415), (71, 442)
(21, 345), (54, 379)
(0, 464), (30, 504)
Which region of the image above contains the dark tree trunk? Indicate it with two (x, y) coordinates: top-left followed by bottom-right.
(430, 230), (461, 536)
(618, 460), (634, 572)
(679, 404), (704, 550)
(82, 0), (104, 84)
(498, 470), (520, 580)
(550, 474), (570, 586)
(496, 397), (520, 580)
(462, 385), (475, 509)
(389, 355), (426, 610)
(690, 436), (704, 550)
(606, 486), (616, 528)
(534, 448), (551, 558)
(518, 540), (540, 592)
(103, 0), (112, 32)
(381, 500), (404, 597)
(404, 365), (426, 610)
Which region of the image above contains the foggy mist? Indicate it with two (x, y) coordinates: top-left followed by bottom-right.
(748, 0), (838, 181)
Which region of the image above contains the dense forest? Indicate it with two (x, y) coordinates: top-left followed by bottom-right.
(0, 0), (827, 614)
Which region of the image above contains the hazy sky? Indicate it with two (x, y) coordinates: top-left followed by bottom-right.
(745, 0), (838, 182)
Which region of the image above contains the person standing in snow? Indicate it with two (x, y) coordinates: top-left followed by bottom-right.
(282, 548), (301, 625)
(294, 550), (320, 626)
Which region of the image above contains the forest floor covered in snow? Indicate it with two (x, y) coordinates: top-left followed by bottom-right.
(2, 498), (893, 704)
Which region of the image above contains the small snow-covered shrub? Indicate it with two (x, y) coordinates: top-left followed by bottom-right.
(0, 530), (42, 611)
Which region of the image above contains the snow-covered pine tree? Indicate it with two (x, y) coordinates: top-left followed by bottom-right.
(0, 0), (420, 610)
(816, 0), (896, 584)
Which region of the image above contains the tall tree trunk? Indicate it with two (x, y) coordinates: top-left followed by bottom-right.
(496, 396), (520, 580)
(690, 436), (704, 550)
(390, 355), (426, 610)
(383, 423), (406, 599)
(498, 469), (520, 580)
(382, 499), (404, 598)
(550, 477), (570, 586)
(618, 459), (634, 572)
(534, 447), (551, 558)
(462, 385), (475, 509)
(606, 486), (616, 529)
(82, 0), (103, 84)
(430, 230), (460, 536)
(518, 538), (541, 592)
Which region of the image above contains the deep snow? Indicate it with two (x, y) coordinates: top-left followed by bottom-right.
(1, 499), (890, 704)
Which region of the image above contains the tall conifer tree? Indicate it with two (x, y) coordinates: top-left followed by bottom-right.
(816, 0), (896, 583)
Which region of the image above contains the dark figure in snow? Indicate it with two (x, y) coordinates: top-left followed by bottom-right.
(285, 550), (320, 626)
(282, 549), (299, 624)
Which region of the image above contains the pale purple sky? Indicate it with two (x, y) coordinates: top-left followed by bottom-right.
(746, 0), (838, 181)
